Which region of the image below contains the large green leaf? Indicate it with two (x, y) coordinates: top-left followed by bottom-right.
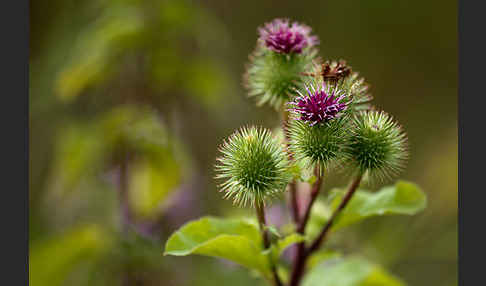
(164, 216), (271, 276)
(308, 180), (426, 236)
(303, 257), (406, 286)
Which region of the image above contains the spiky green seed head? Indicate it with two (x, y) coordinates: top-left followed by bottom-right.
(244, 46), (318, 110)
(288, 115), (349, 172)
(345, 110), (408, 181)
(215, 126), (291, 207)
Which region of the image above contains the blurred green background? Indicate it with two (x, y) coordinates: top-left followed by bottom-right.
(29, 0), (457, 285)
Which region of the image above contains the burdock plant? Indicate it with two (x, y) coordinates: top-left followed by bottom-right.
(165, 18), (426, 286)
(245, 18), (319, 109)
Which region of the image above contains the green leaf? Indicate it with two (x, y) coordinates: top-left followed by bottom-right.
(330, 181), (426, 230)
(266, 225), (282, 238)
(308, 180), (426, 236)
(266, 233), (305, 264)
(303, 257), (406, 286)
(275, 233), (305, 253)
(164, 216), (270, 276)
(307, 250), (342, 269)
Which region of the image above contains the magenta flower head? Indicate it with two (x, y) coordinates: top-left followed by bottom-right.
(289, 82), (349, 126)
(258, 18), (319, 54)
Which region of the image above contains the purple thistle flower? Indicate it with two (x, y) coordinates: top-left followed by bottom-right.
(289, 83), (349, 126)
(258, 18), (319, 54)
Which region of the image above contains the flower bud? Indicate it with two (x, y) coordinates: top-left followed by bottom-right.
(244, 19), (318, 110)
(215, 126), (291, 207)
(287, 82), (351, 170)
(288, 82), (349, 126)
(345, 111), (408, 181)
(258, 18), (319, 54)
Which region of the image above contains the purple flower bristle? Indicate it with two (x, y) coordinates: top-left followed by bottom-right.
(258, 18), (318, 54)
(289, 83), (348, 126)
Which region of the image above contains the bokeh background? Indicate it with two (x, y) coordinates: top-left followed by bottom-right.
(29, 0), (457, 285)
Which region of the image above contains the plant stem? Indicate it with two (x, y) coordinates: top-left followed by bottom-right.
(255, 201), (283, 286)
(289, 245), (306, 286)
(281, 109), (300, 224)
(289, 173), (363, 286)
(307, 173), (363, 254)
(289, 166), (322, 286)
(289, 181), (299, 224)
(297, 166), (322, 234)
(255, 201), (271, 248)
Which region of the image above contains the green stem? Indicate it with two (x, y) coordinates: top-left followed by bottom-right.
(255, 201), (270, 248)
(255, 201), (283, 286)
(297, 166), (322, 234)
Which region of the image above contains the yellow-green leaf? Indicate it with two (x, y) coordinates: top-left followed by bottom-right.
(330, 181), (427, 230)
(303, 257), (406, 286)
(307, 180), (426, 237)
(266, 233), (305, 264)
(164, 216), (270, 276)
(307, 250), (342, 269)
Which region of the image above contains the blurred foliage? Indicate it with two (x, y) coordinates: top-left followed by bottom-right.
(30, 0), (457, 285)
(55, 0), (231, 109)
(303, 257), (405, 286)
(30, 224), (110, 286)
(47, 105), (188, 220)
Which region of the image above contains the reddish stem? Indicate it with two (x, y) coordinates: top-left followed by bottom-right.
(289, 174), (363, 286)
(289, 166), (322, 286)
(281, 109), (300, 224)
(297, 166), (322, 234)
(308, 174), (363, 253)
